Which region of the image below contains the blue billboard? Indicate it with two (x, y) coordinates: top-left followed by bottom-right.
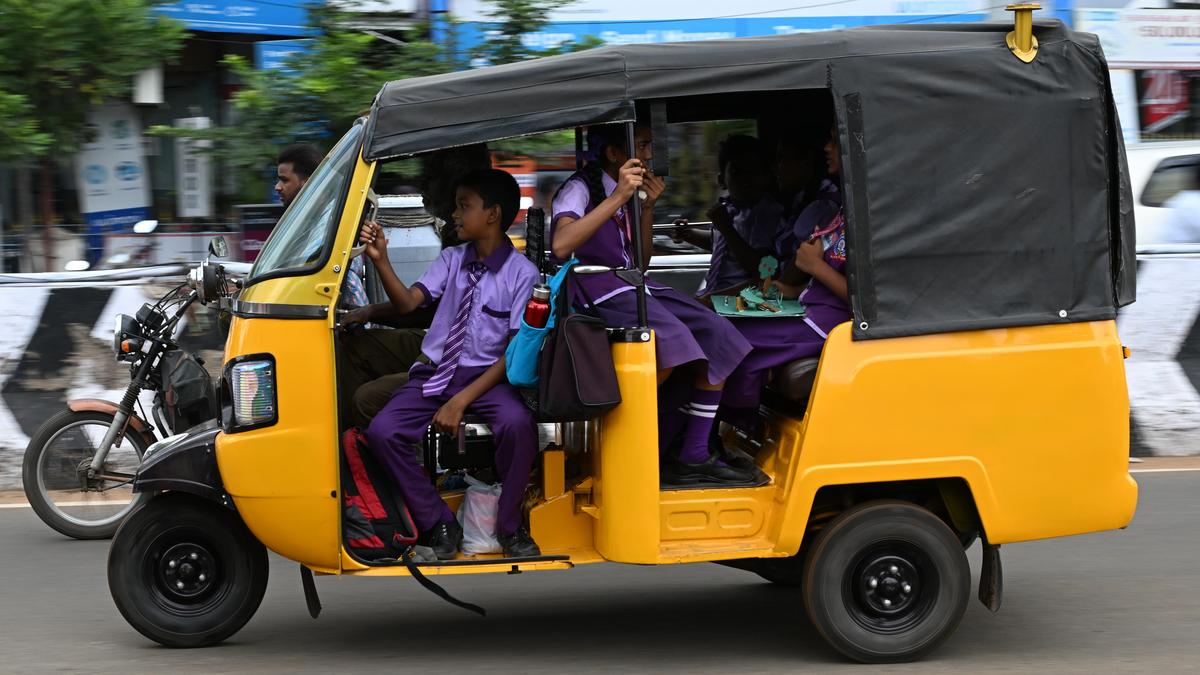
(454, 13), (989, 57)
(255, 39), (313, 73)
(154, 1), (311, 37)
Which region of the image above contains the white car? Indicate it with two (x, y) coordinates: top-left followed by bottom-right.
(1125, 140), (1200, 248)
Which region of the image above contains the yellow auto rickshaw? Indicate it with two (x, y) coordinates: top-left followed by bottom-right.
(107, 7), (1139, 663)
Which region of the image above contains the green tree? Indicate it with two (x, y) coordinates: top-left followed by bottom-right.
(0, 0), (185, 267)
(468, 0), (600, 66)
(0, 91), (50, 165)
(150, 4), (450, 202)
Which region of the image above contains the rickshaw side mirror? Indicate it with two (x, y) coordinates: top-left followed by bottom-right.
(209, 236), (229, 259)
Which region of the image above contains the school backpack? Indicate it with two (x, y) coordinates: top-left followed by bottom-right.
(340, 427), (488, 617)
(340, 427), (418, 561)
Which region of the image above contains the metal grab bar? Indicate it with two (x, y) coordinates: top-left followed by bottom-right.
(572, 265), (618, 275)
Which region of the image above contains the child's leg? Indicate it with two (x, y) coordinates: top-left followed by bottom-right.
(365, 378), (452, 532)
(678, 370), (724, 464)
(468, 384), (538, 536)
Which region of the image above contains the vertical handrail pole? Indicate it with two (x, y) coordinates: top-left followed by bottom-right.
(625, 122), (649, 328)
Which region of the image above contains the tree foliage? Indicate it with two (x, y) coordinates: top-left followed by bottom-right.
(0, 90), (50, 165)
(0, 0), (186, 160)
(147, 0), (601, 201)
(150, 4), (451, 201)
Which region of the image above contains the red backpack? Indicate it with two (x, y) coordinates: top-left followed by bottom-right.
(339, 427), (486, 617)
(341, 428), (418, 561)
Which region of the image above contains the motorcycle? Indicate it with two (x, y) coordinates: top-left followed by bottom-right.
(21, 237), (232, 539)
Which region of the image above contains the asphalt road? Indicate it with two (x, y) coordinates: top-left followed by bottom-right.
(0, 471), (1197, 674)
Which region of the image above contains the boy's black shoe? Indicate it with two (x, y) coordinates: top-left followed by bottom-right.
(498, 526), (541, 558)
(661, 451), (757, 487)
(423, 520), (463, 560)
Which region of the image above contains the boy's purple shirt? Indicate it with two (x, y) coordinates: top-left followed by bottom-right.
(413, 237), (538, 368)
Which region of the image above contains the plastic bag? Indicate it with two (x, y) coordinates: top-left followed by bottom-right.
(457, 474), (503, 555)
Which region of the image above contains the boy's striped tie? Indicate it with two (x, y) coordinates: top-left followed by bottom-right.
(422, 262), (486, 397)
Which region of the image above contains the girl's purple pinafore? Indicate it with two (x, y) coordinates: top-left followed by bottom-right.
(723, 185), (850, 408)
(551, 173), (750, 385)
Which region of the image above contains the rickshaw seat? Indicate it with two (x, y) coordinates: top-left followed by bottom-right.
(766, 357), (819, 407)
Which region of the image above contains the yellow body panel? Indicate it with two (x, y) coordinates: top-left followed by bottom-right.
(219, 318), (342, 570)
(217, 150), (376, 570)
(776, 320), (1138, 550)
(592, 337), (661, 563)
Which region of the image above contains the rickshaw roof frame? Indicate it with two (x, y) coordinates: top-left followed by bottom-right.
(365, 20), (1137, 341)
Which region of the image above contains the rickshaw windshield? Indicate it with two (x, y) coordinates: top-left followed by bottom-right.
(249, 123), (364, 284)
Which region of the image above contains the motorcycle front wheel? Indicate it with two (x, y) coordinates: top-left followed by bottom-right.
(21, 410), (151, 539)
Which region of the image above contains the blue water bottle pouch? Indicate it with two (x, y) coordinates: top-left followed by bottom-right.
(505, 259), (578, 388)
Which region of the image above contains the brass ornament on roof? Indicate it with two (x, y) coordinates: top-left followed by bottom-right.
(1006, 3), (1041, 63)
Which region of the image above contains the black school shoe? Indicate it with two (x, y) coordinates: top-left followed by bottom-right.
(661, 450), (758, 487)
(497, 525), (542, 558)
(422, 520), (463, 560)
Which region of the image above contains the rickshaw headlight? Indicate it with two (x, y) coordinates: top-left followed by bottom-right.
(227, 358), (277, 431)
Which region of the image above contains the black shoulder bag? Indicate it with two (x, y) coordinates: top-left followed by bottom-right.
(536, 271), (621, 421)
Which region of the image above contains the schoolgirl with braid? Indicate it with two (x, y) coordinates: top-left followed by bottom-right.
(550, 125), (756, 487)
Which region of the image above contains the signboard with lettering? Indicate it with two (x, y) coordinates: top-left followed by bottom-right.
(254, 39), (312, 73)
(452, 0), (993, 55)
(153, 0), (310, 37)
(1076, 9), (1200, 69)
(175, 117), (214, 219)
(74, 103), (152, 265)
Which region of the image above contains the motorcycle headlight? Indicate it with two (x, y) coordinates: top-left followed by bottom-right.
(224, 355), (277, 433)
(111, 314), (139, 361)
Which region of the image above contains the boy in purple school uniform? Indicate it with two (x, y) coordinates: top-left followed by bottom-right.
(363, 169), (542, 560)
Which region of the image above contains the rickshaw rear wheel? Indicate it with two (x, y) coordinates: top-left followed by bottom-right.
(108, 492), (268, 648)
(802, 500), (969, 664)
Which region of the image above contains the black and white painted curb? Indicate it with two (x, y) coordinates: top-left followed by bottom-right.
(0, 282), (224, 490)
(1120, 257), (1200, 457)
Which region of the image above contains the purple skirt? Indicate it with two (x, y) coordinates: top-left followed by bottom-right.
(592, 287), (750, 385)
(722, 310), (847, 408)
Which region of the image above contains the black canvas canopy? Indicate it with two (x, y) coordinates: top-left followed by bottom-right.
(367, 20), (1135, 340)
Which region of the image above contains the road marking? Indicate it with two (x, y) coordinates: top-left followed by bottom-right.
(1129, 467), (1200, 474)
(0, 499), (132, 509)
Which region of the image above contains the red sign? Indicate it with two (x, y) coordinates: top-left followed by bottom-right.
(1140, 70), (1190, 134)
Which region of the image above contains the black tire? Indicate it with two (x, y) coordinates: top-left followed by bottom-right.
(802, 500), (970, 663)
(108, 493), (268, 648)
(22, 410), (151, 540)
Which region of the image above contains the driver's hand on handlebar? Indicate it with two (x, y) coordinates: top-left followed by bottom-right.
(671, 218), (689, 244)
(341, 305), (372, 329)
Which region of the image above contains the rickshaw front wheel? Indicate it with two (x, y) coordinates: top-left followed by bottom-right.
(802, 500), (970, 664)
(108, 492), (268, 648)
